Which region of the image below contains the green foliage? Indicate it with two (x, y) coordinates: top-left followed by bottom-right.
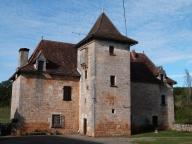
(0, 80), (12, 106)
(174, 87), (192, 124)
(0, 106), (10, 123)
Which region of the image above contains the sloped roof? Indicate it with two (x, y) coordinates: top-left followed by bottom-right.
(10, 40), (80, 80)
(131, 62), (161, 83)
(131, 51), (159, 75)
(76, 12), (138, 47)
(130, 51), (177, 85)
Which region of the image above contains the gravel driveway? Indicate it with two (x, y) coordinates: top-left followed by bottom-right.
(0, 135), (132, 144)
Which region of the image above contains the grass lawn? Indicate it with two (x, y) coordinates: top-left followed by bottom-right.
(131, 130), (192, 144)
(0, 106), (10, 123)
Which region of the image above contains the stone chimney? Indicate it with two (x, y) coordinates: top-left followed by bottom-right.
(19, 48), (29, 67)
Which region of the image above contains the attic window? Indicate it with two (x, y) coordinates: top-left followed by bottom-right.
(160, 74), (164, 81)
(37, 60), (44, 71)
(109, 45), (114, 56)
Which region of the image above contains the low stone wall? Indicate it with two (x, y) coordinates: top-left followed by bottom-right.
(173, 124), (192, 132)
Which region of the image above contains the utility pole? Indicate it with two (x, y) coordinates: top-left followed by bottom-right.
(184, 69), (192, 104)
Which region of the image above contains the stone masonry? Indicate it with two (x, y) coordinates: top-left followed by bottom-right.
(10, 12), (176, 136)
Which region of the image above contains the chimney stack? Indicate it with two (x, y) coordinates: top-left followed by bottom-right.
(19, 48), (29, 67)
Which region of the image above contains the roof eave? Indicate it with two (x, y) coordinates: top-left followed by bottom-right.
(75, 35), (138, 48)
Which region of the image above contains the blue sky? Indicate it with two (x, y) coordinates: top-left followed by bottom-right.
(0, 0), (192, 86)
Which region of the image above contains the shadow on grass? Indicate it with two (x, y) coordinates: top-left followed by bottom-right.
(0, 135), (103, 144)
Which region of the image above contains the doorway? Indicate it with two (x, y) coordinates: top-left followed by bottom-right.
(83, 118), (87, 135)
(152, 116), (158, 129)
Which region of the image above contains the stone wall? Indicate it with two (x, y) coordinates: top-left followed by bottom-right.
(11, 76), (21, 119)
(78, 41), (96, 136)
(78, 40), (131, 136)
(11, 74), (79, 134)
(131, 82), (174, 133)
(173, 124), (192, 132)
(94, 40), (131, 136)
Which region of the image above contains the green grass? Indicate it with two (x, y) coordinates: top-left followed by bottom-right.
(175, 105), (192, 124)
(0, 106), (10, 123)
(131, 131), (192, 144)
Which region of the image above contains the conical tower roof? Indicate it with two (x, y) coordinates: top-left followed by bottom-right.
(76, 12), (138, 47)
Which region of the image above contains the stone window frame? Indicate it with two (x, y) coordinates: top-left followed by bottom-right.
(51, 113), (64, 128)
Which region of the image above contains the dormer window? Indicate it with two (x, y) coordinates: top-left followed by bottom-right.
(37, 60), (44, 71)
(109, 45), (114, 56)
(160, 74), (164, 81)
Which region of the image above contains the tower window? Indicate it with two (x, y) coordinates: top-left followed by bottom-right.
(63, 86), (72, 101)
(85, 70), (87, 79)
(112, 109), (115, 114)
(110, 75), (116, 87)
(37, 60), (44, 71)
(109, 45), (114, 55)
(161, 95), (166, 106)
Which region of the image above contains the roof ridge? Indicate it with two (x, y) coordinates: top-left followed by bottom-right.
(42, 39), (75, 45)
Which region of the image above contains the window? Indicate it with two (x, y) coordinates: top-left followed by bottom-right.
(161, 95), (166, 105)
(110, 75), (116, 87)
(112, 109), (115, 114)
(37, 60), (44, 71)
(85, 70), (87, 79)
(63, 86), (72, 101)
(52, 114), (64, 128)
(109, 45), (114, 55)
(160, 74), (164, 81)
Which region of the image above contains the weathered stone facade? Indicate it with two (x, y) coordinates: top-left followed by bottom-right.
(78, 40), (131, 136)
(131, 82), (175, 133)
(11, 74), (79, 134)
(10, 12), (176, 136)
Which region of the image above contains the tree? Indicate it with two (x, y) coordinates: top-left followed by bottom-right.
(184, 69), (192, 104)
(0, 80), (12, 106)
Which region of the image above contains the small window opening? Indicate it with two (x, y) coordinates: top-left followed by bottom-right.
(109, 45), (114, 55)
(37, 60), (44, 71)
(85, 70), (87, 79)
(63, 86), (72, 101)
(110, 75), (116, 87)
(52, 114), (64, 128)
(161, 95), (166, 106)
(112, 109), (115, 114)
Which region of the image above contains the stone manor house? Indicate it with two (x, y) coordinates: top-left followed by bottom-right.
(10, 13), (176, 136)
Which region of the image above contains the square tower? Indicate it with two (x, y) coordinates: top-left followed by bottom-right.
(77, 13), (137, 136)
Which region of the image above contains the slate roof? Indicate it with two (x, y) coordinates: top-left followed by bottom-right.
(10, 40), (80, 80)
(76, 12), (138, 48)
